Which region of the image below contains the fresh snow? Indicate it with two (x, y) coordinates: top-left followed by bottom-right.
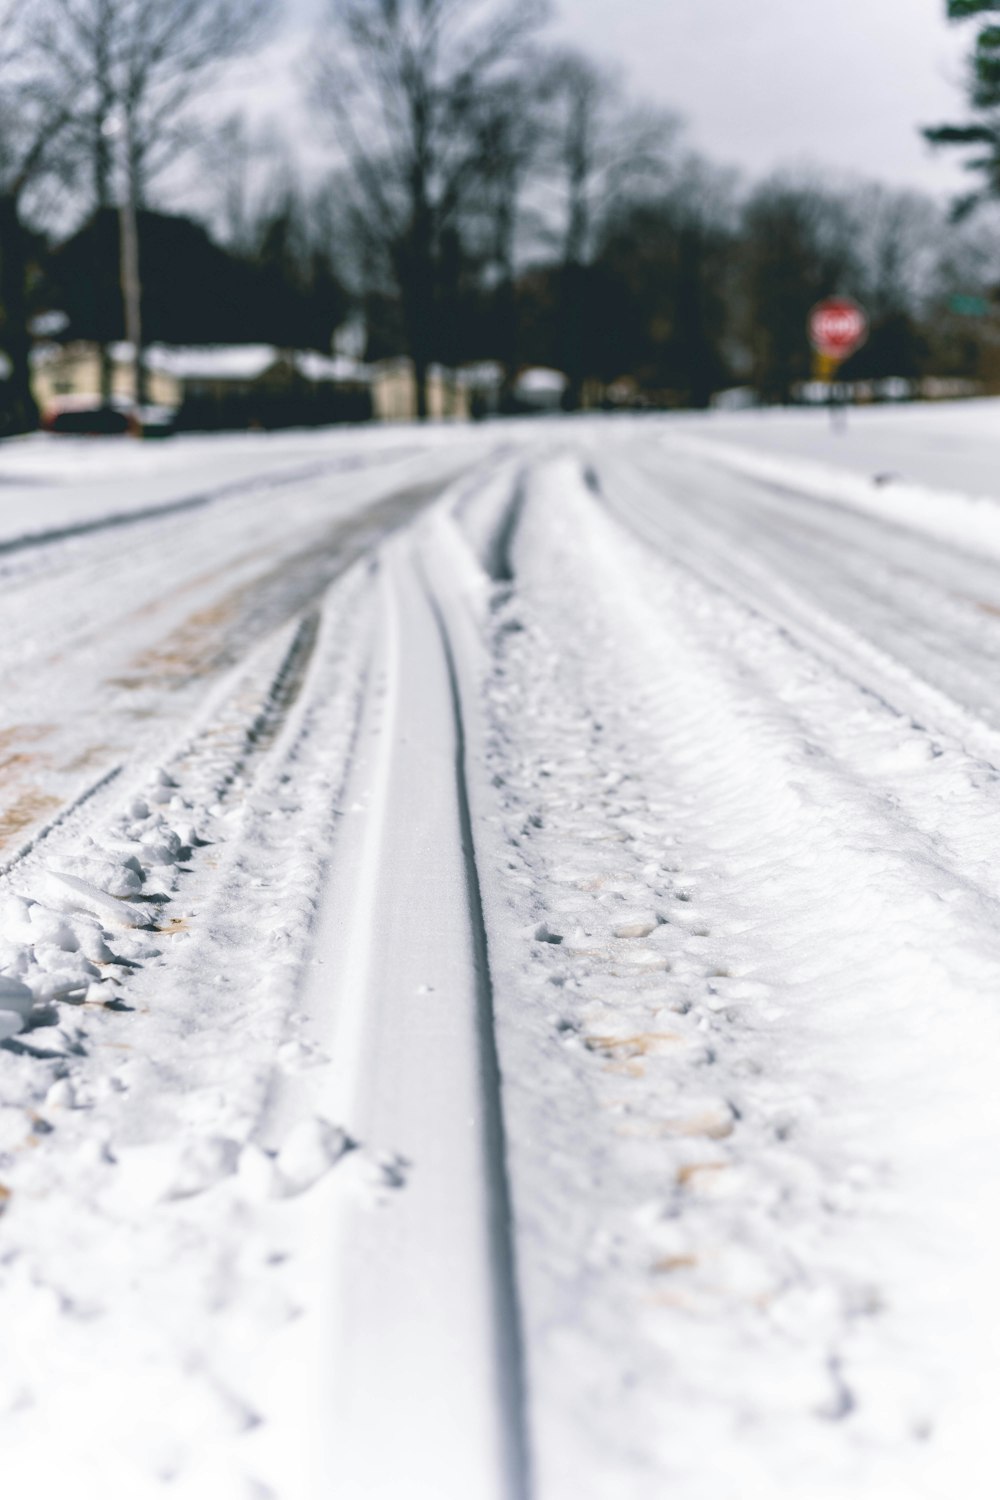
(1, 408), (1000, 1497)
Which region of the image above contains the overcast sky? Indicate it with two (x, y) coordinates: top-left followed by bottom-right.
(269, 0), (974, 199)
(559, 0), (971, 193)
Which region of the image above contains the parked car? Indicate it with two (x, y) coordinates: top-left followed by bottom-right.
(42, 397), (131, 435)
(41, 396), (176, 437)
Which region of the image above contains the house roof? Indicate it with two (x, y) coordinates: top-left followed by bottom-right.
(120, 344), (371, 384)
(515, 367), (569, 396)
(142, 344), (277, 381)
(294, 351), (368, 383)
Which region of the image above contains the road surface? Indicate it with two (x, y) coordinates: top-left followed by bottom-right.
(1, 413), (999, 1500)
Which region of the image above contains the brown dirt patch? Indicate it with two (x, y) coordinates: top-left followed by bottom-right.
(0, 789), (63, 850)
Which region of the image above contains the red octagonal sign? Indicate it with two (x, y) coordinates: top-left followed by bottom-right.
(808, 296), (869, 361)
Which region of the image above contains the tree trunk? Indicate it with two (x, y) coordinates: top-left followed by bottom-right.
(119, 160), (144, 422)
(95, 116), (114, 406)
(136, 345), (149, 408)
(495, 205), (519, 407)
(400, 272), (433, 422)
(560, 259), (587, 411)
(414, 355), (430, 421)
(398, 184), (435, 422)
(0, 192), (40, 435)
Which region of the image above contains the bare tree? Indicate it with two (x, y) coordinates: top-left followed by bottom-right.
(36, 0), (275, 198)
(463, 72), (547, 396)
(200, 113), (291, 255)
(0, 8), (74, 432)
(540, 51), (679, 407)
(739, 175), (863, 402)
(849, 185), (940, 323)
(592, 153), (739, 407)
(30, 0), (275, 403)
(312, 0), (546, 420)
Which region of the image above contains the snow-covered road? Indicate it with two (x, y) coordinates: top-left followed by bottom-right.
(2, 411), (1000, 1499)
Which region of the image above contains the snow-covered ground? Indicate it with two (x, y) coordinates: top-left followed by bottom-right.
(3, 406), (1000, 1499)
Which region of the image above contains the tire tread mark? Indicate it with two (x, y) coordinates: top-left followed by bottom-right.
(0, 448), (423, 560)
(423, 572), (534, 1500)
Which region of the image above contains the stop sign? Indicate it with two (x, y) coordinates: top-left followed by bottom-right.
(808, 297), (869, 360)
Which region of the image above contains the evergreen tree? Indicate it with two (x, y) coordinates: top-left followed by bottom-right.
(925, 1), (1000, 213)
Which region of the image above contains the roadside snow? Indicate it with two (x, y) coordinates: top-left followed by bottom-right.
(669, 397), (1000, 499)
(662, 425), (1000, 566)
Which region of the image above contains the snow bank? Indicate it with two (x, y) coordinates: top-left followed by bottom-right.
(664, 428), (1000, 564)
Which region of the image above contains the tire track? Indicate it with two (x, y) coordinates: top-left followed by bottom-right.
(452, 455), (1000, 1498)
(297, 534), (530, 1500)
(0, 596), (323, 894)
(424, 566), (533, 1500)
(595, 446), (1000, 918)
(0, 446), (425, 561)
(603, 442), (1000, 753)
(0, 475), (450, 866)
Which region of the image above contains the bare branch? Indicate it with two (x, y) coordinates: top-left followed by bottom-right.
(310, 0), (547, 414)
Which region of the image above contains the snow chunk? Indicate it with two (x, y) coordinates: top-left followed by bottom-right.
(0, 976), (35, 1017)
(138, 825), (183, 865)
(276, 1117), (350, 1196)
(51, 853), (144, 899)
(611, 910), (660, 939)
(0, 895), (33, 943)
(113, 1136), (240, 1207)
(44, 1078), (76, 1110)
(235, 1144), (285, 1202)
(27, 908), (80, 952)
(0, 1011), (24, 1041)
(37, 872), (148, 929)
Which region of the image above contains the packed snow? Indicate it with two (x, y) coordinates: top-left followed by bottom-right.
(1, 406), (1000, 1498)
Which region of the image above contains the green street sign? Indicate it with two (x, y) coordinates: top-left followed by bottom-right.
(950, 294), (992, 317)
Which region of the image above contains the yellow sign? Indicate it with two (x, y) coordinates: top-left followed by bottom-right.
(813, 352), (841, 382)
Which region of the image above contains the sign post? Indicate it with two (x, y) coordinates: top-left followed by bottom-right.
(808, 296), (869, 429)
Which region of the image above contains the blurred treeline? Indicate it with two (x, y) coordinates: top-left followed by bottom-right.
(1, 0), (998, 432)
